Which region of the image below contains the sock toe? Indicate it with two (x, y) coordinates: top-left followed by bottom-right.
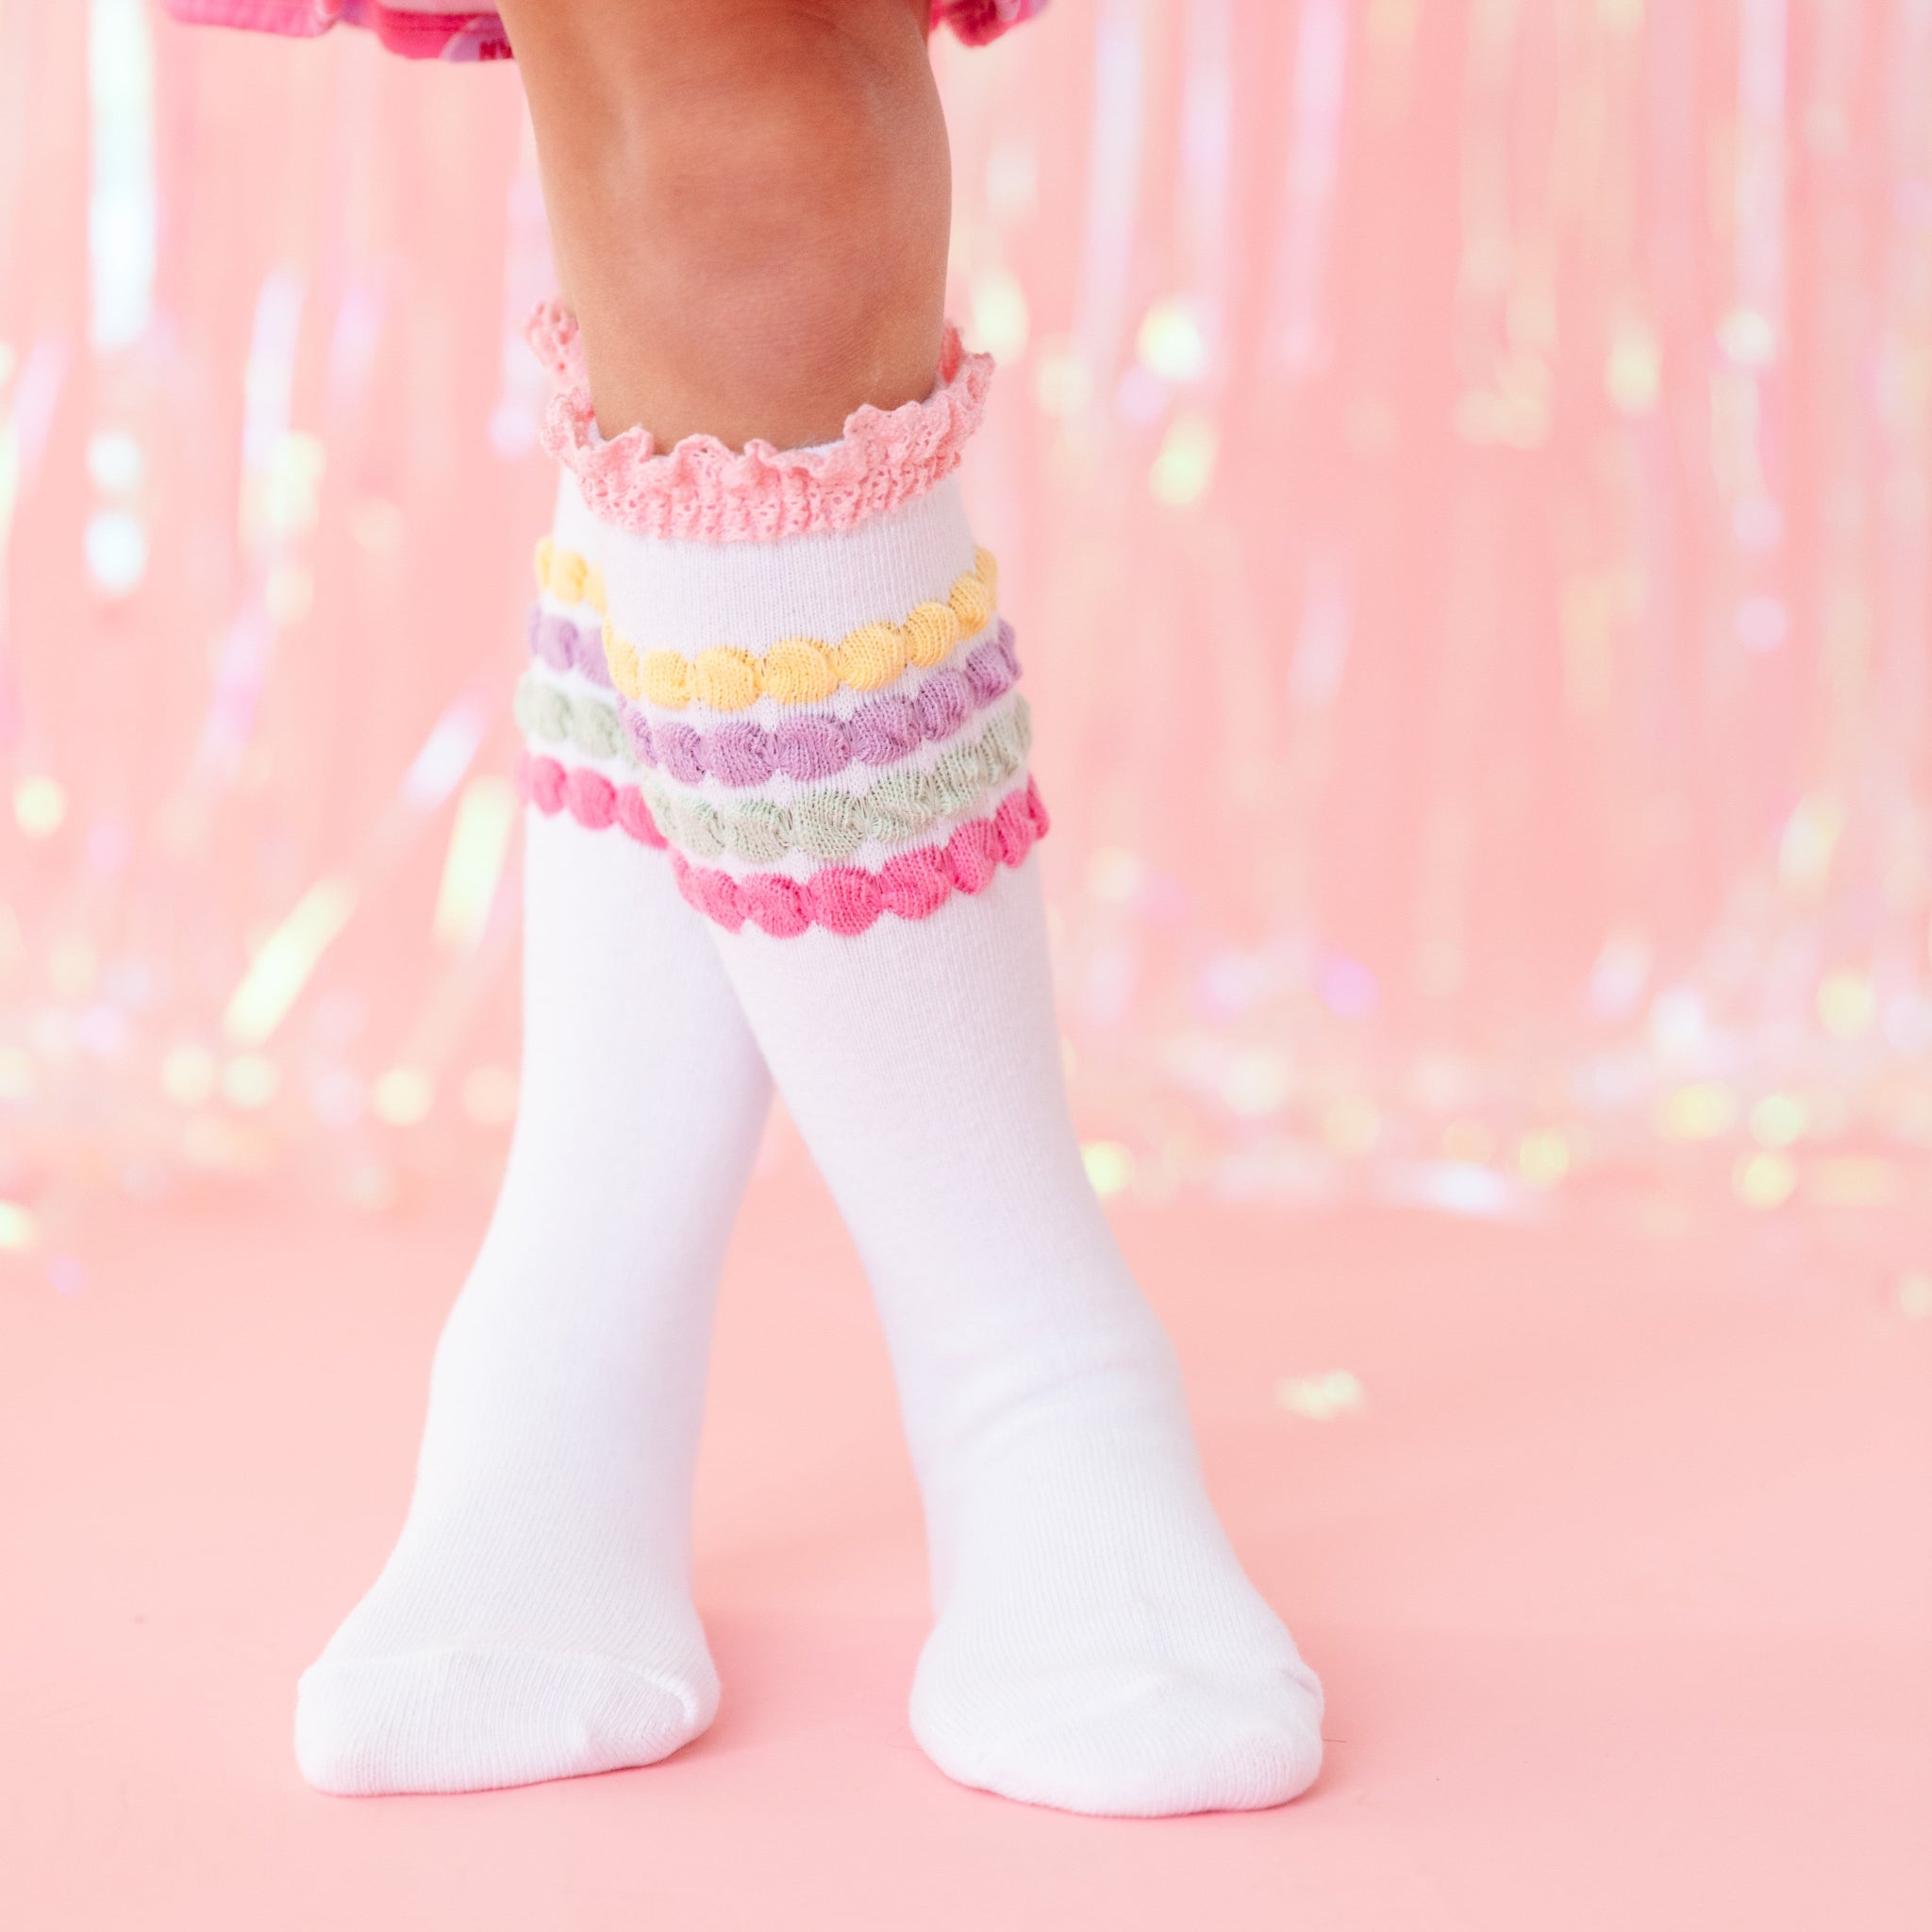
(911, 1655), (1324, 1817)
(295, 1646), (716, 1796)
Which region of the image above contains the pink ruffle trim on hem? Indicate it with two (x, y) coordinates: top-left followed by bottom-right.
(160, 1), (1043, 61)
(526, 304), (994, 542)
(160, 1), (512, 59)
(518, 751), (1049, 939)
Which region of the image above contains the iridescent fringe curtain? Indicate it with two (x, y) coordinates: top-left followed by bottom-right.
(1, 1), (1929, 1262)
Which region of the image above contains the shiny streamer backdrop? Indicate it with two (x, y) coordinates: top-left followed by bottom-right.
(2, 1), (1931, 1286)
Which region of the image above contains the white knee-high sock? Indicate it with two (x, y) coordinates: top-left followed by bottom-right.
(718, 871), (1324, 1816)
(295, 479), (772, 1796)
(546, 323), (1323, 1816)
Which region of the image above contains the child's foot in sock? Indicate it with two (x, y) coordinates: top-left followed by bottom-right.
(908, 1410), (1324, 1816)
(295, 491), (771, 1796)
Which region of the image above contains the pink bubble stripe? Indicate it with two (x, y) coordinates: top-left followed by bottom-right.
(528, 308), (992, 542)
(518, 750), (670, 851)
(517, 751), (1048, 937)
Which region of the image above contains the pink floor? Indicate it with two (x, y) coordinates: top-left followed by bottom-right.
(5, 1165), (1928, 1930)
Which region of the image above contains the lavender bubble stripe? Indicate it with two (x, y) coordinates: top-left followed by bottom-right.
(525, 603), (615, 690)
(616, 620), (1022, 790)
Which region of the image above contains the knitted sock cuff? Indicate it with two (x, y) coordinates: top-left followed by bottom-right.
(517, 314), (1047, 938)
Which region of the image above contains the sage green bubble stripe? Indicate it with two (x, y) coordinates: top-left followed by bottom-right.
(514, 672), (632, 765)
(513, 669), (1033, 864)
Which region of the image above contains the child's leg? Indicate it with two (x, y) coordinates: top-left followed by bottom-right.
(295, 480), (772, 1796)
(497, 0), (948, 448)
(509, 0), (1323, 1815)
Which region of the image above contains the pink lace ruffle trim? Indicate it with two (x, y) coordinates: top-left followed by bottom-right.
(518, 752), (1047, 938)
(525, 303), (993, 542)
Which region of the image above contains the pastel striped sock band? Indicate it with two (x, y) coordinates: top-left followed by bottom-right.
(516, 674), (1031, 861)
(519, 623), (1022, 786)
(649, 702), (1031, 863)
(632, 624), (1021, 785)
(518, 752), (1048, 938)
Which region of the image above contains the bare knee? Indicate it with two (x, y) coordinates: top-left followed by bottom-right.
(500, 0), (950, 448)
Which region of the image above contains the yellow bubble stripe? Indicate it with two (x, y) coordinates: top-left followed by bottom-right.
(532, 543), (1000, 714)
(532, 536), (608, 615)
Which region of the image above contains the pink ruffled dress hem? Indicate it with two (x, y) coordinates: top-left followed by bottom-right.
(160, 0), (1043, 61)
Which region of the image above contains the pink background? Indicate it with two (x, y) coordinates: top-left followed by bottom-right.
(2, 3), (1928, 1925)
